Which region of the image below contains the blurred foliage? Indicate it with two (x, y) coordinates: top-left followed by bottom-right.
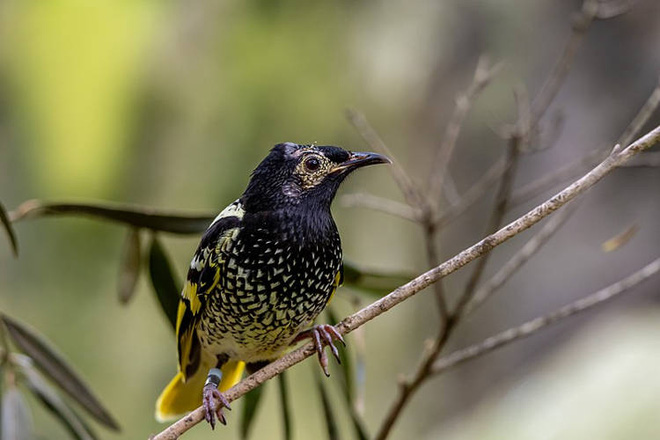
(0, 201), (18, 257)
(0, 0), (658, 439)
(0, 314), (119, 439)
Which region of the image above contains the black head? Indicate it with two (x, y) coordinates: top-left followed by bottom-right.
(241, 142), (390, 213)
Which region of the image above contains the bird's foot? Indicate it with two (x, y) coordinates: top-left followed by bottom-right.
(293, 324), (345, 377)
(202, 384), (231, 429)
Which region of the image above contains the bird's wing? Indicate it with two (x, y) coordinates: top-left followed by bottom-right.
(176, 201), (244, 380)
(327, 262), (344, 304)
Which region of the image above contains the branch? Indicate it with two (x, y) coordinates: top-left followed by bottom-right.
(454, 89), (527, 315)
(346, 109), (425, 209)
(463, 202), (577, 316)
(427, 57), (503, 200)
(340, 193), (421, 223)
(510, 148), (603, 207)
(151, 124), (660, 440)
(432, 257), (660, 375)
(511, 73), (660, 207)
(433, 157), (507, 229)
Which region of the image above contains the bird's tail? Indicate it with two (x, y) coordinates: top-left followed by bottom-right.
(155, 359), (245, 422)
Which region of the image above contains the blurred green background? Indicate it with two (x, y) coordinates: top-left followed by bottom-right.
(1, 0), (659, 439)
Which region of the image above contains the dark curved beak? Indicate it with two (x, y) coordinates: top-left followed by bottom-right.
(330, 151), (391, 175)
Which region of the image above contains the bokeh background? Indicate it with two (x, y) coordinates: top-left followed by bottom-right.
(1, 0), (659, 439)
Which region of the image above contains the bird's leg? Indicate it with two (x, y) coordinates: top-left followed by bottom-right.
(292, 324), (346, 377)
(202, 368), (232, 429)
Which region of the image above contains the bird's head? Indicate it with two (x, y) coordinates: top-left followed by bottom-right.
(242, 142), (390, 213)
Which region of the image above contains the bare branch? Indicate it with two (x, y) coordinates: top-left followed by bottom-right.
(424, 222), (449, 322)
(463, 201), (577, 316)
(340, 193), (421, 222)
(512, 74), (660, 207)
(432, 257), (660, 376)
(510, 148), (603, 207)
(531, 0), (598, 122)
(617, 75), (660, 148)
(454, 90), (528, 315)
(428, 57), (503, 200)
(346, 109), (425, 209)
(151, 124), (660, 440)
(434, 157), (507, 229)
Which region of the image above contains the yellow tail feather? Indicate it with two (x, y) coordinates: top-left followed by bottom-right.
(155, 360), (245, 422)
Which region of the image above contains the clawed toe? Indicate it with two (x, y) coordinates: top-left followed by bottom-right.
(203, 385), (231, 429)
(295, 324), (346, 377)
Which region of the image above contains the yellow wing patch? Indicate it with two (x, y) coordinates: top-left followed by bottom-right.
(327, 266), (344, 305)
(175, 224), (240, 379)
(182, 282), (201, 314)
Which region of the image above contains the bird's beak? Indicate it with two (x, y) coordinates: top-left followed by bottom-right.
(330, 151), (391, 175)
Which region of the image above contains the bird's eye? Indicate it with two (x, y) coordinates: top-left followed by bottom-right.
(303, 155), (321, 172)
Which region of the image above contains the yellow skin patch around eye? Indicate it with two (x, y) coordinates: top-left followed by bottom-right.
(293, 151), (333, 190)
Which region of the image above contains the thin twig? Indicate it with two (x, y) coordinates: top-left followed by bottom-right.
(511, 74), (660, 207)
(346, 109), (425, 209)
(530, 0), (598, 123)
(424, 223), (449, 322)
(510, 148), (603, 207)
(150, 125), (660, 440)
(617, 75), (660, 148)
(463, 201), (577, 316)
(428, 57), (503, 201)
(432, 257), (660, 375)
(433, 157), (507, 229)
(454, 90), (527, 316)
(340, 193), (421, 222)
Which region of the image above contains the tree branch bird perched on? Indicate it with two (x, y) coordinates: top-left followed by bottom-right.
(155, 142), (390, 427)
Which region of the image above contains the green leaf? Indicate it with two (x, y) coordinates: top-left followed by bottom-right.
(326, 308), (369, 440)
(17, 356), (98, 440)
(10, 200), (213, 235)
(342, 260), (413, 296)
(1, 201), (19, 257)
(117, 228), (142, 305)
(1, 315), (120, 431)
(277, 371), (293, 440)
(1, 384), (33, 440)
(239, 384), (265, 440)
(148, 235), (181, 330)
(315, 376), (339, 440)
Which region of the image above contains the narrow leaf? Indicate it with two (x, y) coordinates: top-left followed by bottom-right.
(342, 260), (413, 296)
(601, 223), (638, 252)
(1, 201), (19, 257)
(2, 385), (33, 440)
(148, 235), (181, 330)
(10, 200), (213, 235)
(239, 384), (265, 440)
(277, 371), (293, 440)
(1, 315), (120, 431)
(118, 228), (142, 304)
(18, 358), (98, 440)
(315, 376), (339, 440)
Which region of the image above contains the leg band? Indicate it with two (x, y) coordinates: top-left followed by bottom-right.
(205, 367), (223, 388)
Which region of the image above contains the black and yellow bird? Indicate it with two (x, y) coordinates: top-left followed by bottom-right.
(156, 142), (389, 426)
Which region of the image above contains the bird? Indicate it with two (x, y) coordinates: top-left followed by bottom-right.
(155, 142), (390, 427)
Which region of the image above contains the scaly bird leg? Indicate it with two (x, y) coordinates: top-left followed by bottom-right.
(293, 324), (346, 377)
(203, 368), (232, 429)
